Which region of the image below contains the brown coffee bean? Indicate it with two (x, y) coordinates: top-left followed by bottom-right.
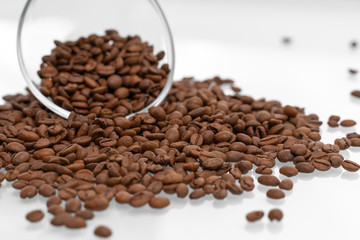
(340, 119), (356, 127)
(189, 189), (206, 199)
(279, 179), (293, 190)
(351, 138), (360, 147)
(115, 191), (132, 203)
(47, 196), (62, 207)
(95, 226), (112, 238)
(295, 162), (315, 173)
(268, 209), (283, 221)
(240, 176), (254, 191)
(7, 142), (26, 152)
(257, 175), (280, 186)
(351, 90), (360, 98)
(246, 211), (264, 222)
(18, 130), (40, 142)
(149, 197), (170, 208)
(75, 209), (94, 220)
(65, 216), (87, 229)
(266, 189), (285, 199)
(312, 159), (331, 171)
(51, 212), (71, 226)
(279, 166), (298, 177)
(255, 166), (272, 175)
(290, 144), (307, 156)
(65, 198), (82, 212)
(176, 183), (189, 198)
(20, 185), (37, 198)
(277, 149), (293, 162)
(129, 191), (154, 207)
(26, 210), (44, 222)
(48, 205), (65, 215)
(202, 158), (224, 170)
(149, 107), (166, 121)
(283, 105), (298, 117)
(39, 184), (56, 197)
(84, 196), (109, 210)
(107, 75), (122, 90)
(342, 160), (360, 172)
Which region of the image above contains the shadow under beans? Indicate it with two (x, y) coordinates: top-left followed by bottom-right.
(256, 185), (270, 194)
(244, 221), (265, 233)
(267, 222), (284, 234)
(296, 173), (315, 181)
(350, 96), (360, 104)
(313, 167), (342, 178)
(266, 198), (285, 206)
(340, 150), (350, 159)
(348, 147), (360, 153)
(341, 171), (359, 180)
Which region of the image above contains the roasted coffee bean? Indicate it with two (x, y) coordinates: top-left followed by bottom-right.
(279, 179), (293, 190)
(340, 119), (356, 127)
(149, 197), (170, 208)
(290, 144), (307, 156)
(342, 160), (360, 172)
(26, 210), (44, 222)
(65, 216), (87, 229)
(75, 209), (94, 220)
(129, 191), (154, 207)
(94, 226), (112, 238)
(47, 196), (62, 207)
(51, 212), (72, 226)
(20, 185), (37, 199)
(48, 205), (66, 215)
(246, 211), (264, 222)
(255, 166), (272, 175)
(266, 189), (285, 199)
(65, 198), (82, 212)
(295, 162), (315, 173)
(257, 175), (280, 186)
(85, 196), (109, 211)
(334, 137), (351, 150)
(351, 90), (360, 98)
(39, 184), (56, 197)
(189, 189), (206, 199)
(115, 191), (132, 204)
(279, 166), (298, 177)
(268, 209), (283, 221)
(312, 159), (331, 171)
(176, 183), (189, 198)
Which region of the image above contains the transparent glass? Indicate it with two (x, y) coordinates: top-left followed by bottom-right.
(17, 0), (174, 119)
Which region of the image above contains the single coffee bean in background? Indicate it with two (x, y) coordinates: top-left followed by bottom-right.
(246, 210), (264, 222)
(342, 160), (360, 172)
(257, 175), (280, 186)
(340, 119), (357, 127)
(351, 90), (360, 98)
(268, 209), (283, 221)
(266, 189), (285, 199)
(94, 225), (112, 238)
(279, 179), (293, 190)
(351, 138), (360, 147)
(26, 210), (44, 222)
(349, 69), (358, 75)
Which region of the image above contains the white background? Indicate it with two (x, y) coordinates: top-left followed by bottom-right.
(1, 0), (360, 239)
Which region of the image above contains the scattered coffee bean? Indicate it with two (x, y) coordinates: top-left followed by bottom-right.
(351, 90), (360, 98)
(279, 179), (293, 190)
(351, 41), (358, 48)
(246, 210), (264, 222)
(349, 69), (358, 75)
(268, 209), (283, 221)
(257, 175), (280, 186)
(342, 160), (360, 172)
(279, 166), (298, 177)
(26, 210), (44, 222)
(149, 197), (170, 209)
(94, 225), (112, 238)
(266, 189), (285, 199)
(340, 119), (357, 127)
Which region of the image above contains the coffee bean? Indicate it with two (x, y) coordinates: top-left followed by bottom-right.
(202, 158), (224, 170)
(129, 191), (154, 207)
(283, 105), (298, 117)
(20, 185), (37, 198)
(176, 183), (189, 198)
(266, 189), (285, 199)
(115, 191), (132, 203)
(94, 226), (112, 238)
(65, 198), (82, 212)
(340, 119), (356, 127)
(279, 179), (293, 190)
(48, 205), (65, 215)
(189, 189), (206, 199)
(349, 69), (358, 74)
(351, 138), (360, 147)
(312, 159), (331, 171)
(290, 144), (307, 156)
(51, 212), (72, 226)
(47, 196), (62, 207)
(351, 90), (360, 98)
(7, 142), (26, 152)
(342, 160), (360, 172)
(75, 209), (94, 220)
(279, 166), (298, 177)
(65, 216), (87, 229)
(149, 197), (170, 208)
(26, 210), (44, 222)
(295, 162), (315, 173)
(85, 196), (109, 210)
(246, 211), (264, 222)
(257, 175), (280, 186)
(268, 209), (283, 221)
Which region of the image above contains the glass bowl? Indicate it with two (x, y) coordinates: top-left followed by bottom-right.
(17, 0), (174, 119)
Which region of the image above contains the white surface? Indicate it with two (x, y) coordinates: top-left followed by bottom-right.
(1, 0), (360, 239)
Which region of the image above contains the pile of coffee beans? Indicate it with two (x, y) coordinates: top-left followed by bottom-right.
(1, 73), (360, 234)
(38, 30), (169, 117)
